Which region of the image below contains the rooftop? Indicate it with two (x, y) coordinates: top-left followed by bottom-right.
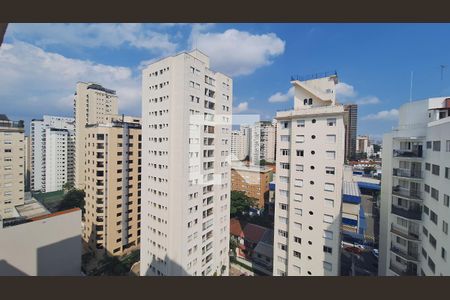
(231, 162), (272, 173)
(14, 198), (49, 219)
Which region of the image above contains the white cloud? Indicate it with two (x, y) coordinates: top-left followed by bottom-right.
(190, 29), (285, 76)
(268, 87), (294, 103)
(336, 82), (357, 98)
(233, 102), (249, 113)
(362, 109), (399, 121)
(7, 23), (178, 54)
(0, 42), (141, 120)
(356, 96), (381, 105)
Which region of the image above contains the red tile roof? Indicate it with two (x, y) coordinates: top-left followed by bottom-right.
(242, 223), (268, 243)
(230, 218), (245, 237)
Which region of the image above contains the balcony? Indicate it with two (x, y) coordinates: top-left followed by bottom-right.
(391, 204), (422, 220)
(393, 168), (422, 179)
(393, 149), (422, 158)
(390, 244), (419, 262)
(389, 261), (418, 276)
(392, 186), (422, 200)
(390, 224), (420, 241)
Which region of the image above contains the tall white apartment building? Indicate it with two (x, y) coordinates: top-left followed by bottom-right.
(273, 73), (345, 276)
(379, 97), (450, 276)
(250, 121), (276, 165)
(140, 50), (232, 276)
(30, 116), (75, 192)
(0, 115), (25, 218)
(231, 125), (250, 161)
(356, 135), (370, 154)
(74, 82), (118, 189)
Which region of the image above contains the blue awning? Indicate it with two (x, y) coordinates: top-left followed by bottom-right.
(342, 181), (361, 204)
(342, 231), (365, 243)
(343, 194), (361, 204)
(269, 182), (275, 191)
(342, 217), (358, 227)
(358, 206), (367, 235)
(357, 181), (381, 191)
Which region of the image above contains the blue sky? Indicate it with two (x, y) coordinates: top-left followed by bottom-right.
(2, 23), (450, 140)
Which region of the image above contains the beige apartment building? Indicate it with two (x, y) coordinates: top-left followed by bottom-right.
(74, 82), (118, 190)
(231, 162), (272, 208)
(82, 116), (141, 256)
(0, 114), (25, 218)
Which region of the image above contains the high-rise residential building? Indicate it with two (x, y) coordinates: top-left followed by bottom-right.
(24, 135), (31, 192)
(231, 125), (250, 161)
(379, 97), (450, 276)
(30, 116), (75, 193)
(0, 114), (25, 218)
(231, 161), (272, 208)
(250, 121), (276, 165)
(82, 116), (141, 257)
(140, 50), (232, 276)
(356, 135), (370, 154)
(74, 82), (118, 190)
(273, 73), (345, 276)
(344, 104), (358, 161)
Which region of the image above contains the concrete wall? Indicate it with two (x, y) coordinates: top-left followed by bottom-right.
(0, 209), (81, 276)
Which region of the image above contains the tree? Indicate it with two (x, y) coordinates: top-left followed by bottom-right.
(230, 191), (256, 216)
(63, 182), (74, 192)
(373, 144), (381, 153)
(58, 188), (86, 215)
(259, 159), (267, 166)
(98, 255), (128, 276)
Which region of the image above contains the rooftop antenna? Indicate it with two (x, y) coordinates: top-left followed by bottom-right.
(409, 71), (414, 103)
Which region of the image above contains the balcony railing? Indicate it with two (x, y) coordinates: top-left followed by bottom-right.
(389, 261), (418, 276)
(392, 186), (422, 200)
(391, 205), (422, 220)
(390, 244), (419, 262)
(390, 224), (420, 241)
(393, 168), (422, 179)
(393, 149), (422, 158)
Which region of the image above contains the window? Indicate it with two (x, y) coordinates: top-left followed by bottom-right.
(442, 248), (447, 261)
(432, 164), (440, 176)
(429, 234), (437, 249)
(327, 118), (336, 126)
(323, 246), (333, 254)
(294, 236), (301, 244)
(431, 188), (439, 201)
(279, 203), (288, 210)
(296, 150), (304, 157)
(443, 221), (448, 235)
(424, 205), (429, 215)
(426, 141), (432, 149)
(294, 208), (302, 216)
(446, 140), (450, 152)
(324, 183), (335, 192)
(293, 222), (302, 230)
(294, 193), (303, 202)
(325, 198), (334, 208)
(278, 243), (287, 251)
(297, 120), (305, 127)
(422, 247), (428, 259)
(323, 214), (333, 224)
(296, 164), (304, 171)
(428, 257), (435, 273)
(433, 141), (441, 151)
(323, 230), (333, 240)
(278, 229), (288, 238)
(430, 210), (438, 224)
(425, 163), (431, 171)
(294, 179), (303, 187)
(424, 184), (430, 193)
(280, 163), (290, 170)
(281, 121), (290, 129)
(279, 176), (289, 183)
(279, 216), (288, 224)
(326, 151), (336, 159)
(444, 194), (449, 207)
(281, 149), (290, 156)
(296, 135), (305, 143)
(396, 236), (407, 247)
(293, 265), (301, 274)
(423, 226), (429, 237)
(326, 134), (336, 143)
(323, 262), (333, 271)
(446, 167), (450, 179)
(293, 251), (301, 258)
(325, 167), (335, 175)
(280, 135), (290, 142)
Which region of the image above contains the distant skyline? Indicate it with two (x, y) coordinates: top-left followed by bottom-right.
(2, 23), (450, 139)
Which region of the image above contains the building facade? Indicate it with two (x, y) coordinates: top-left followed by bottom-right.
(344, 104), (358, 161)
(30, 116), (75, 193)
(140, 50), (232, 276)
(231, 162), (272, 208)
(250, 121), (276, 165)
(74, 82), (118, 190)
(273, 74), (345, 276)
(82, 117), (141, 256)
(356, 135), (370, 154)
(379, 97), (450, 276)
(0, 115), (25, 218)
(230, 125), (250, 161)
